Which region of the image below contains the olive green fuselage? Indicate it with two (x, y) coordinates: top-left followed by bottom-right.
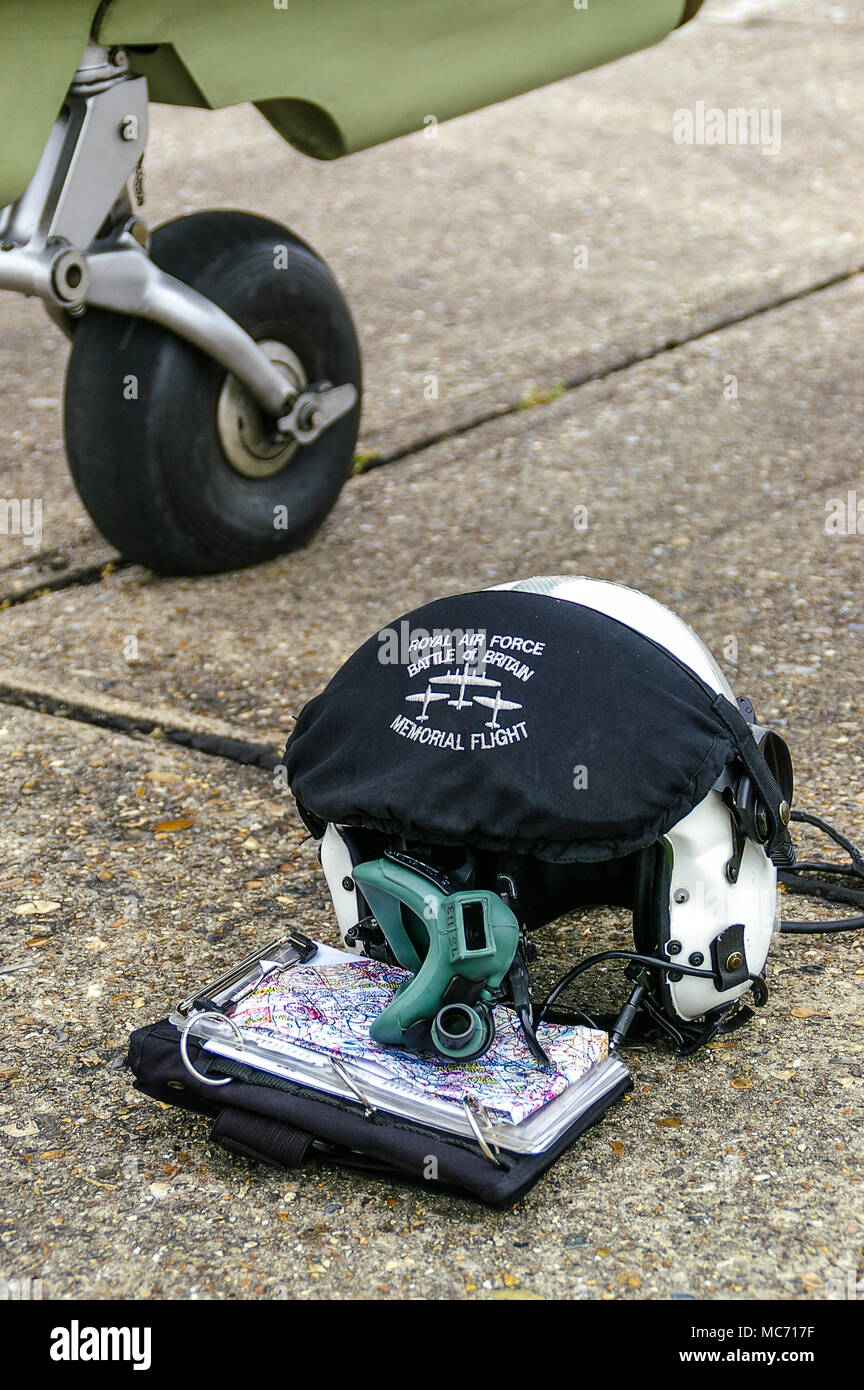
(1, 1), (692, 208)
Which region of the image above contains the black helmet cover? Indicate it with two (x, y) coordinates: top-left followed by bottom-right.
(283, 589), (778, 864)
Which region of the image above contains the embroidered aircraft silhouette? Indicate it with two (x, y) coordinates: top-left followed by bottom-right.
(404, 684), (451, 722)
(429, 664), (500, 710)
(473, 690), (523, 729)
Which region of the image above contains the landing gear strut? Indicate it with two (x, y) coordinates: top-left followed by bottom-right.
(0, 43), (361, 574)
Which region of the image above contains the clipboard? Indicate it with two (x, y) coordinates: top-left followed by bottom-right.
(169, 938), (631, 1158)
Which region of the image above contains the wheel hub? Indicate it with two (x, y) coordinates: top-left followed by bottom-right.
(217, 340), (306, 479)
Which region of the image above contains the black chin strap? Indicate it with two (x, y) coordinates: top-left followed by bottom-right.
(779, 810), (864, 933)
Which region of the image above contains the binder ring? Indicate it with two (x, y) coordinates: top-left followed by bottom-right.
(329, 1057), (377, 1117)
(180, 1011), (244, 1087)
(462, 1094), (505, 1168)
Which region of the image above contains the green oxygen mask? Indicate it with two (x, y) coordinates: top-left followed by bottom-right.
(351, 852), (522, 1062)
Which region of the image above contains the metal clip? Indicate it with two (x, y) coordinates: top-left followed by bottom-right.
(178, 930), (317, 1015)
(329, 1058), (377, 1117)
(462, 1093), (505, 1167)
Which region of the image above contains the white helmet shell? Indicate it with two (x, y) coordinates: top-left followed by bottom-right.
(494, 575), (736, 700)
(496, 575), (776, 1020)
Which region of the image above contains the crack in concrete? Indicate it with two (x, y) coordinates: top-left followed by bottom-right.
(359, 262), (864, 473)
(0, 681), (281, 773)
(0, 558), (131, 609)
(0, 259), (860, 614)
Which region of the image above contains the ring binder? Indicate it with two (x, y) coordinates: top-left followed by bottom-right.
(129, 936), (632, 1205)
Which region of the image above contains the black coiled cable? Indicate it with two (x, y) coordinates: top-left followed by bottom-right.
(779, 810), (864, 933)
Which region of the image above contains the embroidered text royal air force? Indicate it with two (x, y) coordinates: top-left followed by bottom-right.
(390, 631), (546, 752)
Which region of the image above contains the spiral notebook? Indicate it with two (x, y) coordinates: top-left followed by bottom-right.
(173, 940), (630, 1155)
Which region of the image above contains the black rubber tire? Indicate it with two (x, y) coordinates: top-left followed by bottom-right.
(65, 211), (361, 574)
